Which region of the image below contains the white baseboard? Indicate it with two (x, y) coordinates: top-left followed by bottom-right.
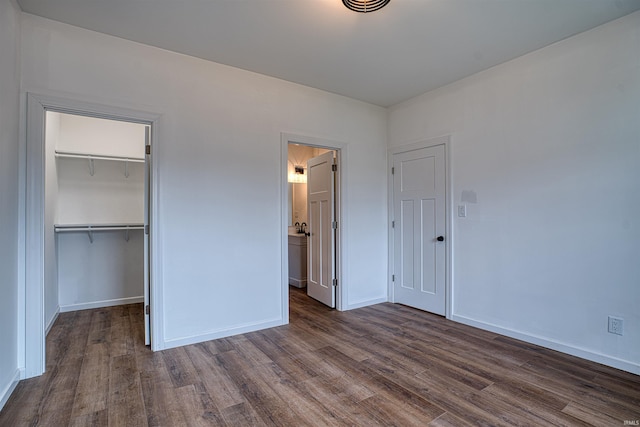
(163, 296), (389, 350)
(60, 296), (144, 313)
(346, 296), (388, 311)
(45, 307), (60, 336)
(451, 314), (640, 376)
(288, 278), (307, 288)
(0, 369), (21, 412)
(161, 317), (285, 351)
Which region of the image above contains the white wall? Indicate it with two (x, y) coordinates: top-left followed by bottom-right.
(55, 157), (144, 225)
(0, 0), (21, 410)
(56, 113), (145, 159)
(21, 14), (388, 348)
(389, 11), (640, 373)
(57, 231), (144, 311)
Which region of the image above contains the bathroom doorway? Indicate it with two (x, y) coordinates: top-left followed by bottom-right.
(287, 144), (334, 306)
(281, 133), (345, 322)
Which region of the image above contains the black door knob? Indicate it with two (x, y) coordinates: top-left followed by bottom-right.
(436, 236), (444, 242)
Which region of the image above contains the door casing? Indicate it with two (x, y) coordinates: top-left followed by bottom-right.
(388, 135), (453, 319)
(21, 93), (163, 379)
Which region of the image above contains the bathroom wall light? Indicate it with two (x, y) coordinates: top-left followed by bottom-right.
(288, 165), (307, 183)
(343, 0), (390, 13)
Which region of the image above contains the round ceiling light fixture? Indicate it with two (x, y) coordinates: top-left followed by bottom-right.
(342, 0), (390, 13)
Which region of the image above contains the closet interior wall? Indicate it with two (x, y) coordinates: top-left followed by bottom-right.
(44, 112), (146, 331)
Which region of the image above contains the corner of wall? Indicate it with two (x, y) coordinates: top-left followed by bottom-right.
(45, 307), (60, 337)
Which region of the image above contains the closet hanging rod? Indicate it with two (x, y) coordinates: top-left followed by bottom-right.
(55, 150), (145, 163)
(55, 225), (144, 233)
(55, 224), (144, 243)
(54, 224), (144, 232)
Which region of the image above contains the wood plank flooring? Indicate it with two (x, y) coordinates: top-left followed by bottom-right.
(1, 287), (639, 426)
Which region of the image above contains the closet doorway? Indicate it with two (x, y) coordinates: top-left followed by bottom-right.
(24, 94), (158, 378)
(47, 111), (150, 337)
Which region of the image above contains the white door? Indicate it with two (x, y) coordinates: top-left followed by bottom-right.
(307, 151), (336, 308)
(392, 144), (446, 315)
(143, 126), (151, 345)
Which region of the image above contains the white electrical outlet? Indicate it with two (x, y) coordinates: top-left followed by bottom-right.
(457, 204), (467, 218)
(608, 316), (624, 336)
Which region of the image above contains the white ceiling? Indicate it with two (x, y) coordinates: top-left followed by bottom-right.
(16, 0), (640, 107)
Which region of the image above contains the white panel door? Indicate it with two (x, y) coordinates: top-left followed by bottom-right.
(392, 144), (446, 315)
(143, 126), (151, 346)
(307, 151), (336, 308)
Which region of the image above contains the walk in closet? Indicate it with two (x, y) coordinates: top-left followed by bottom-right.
(44, 111), (148, 330)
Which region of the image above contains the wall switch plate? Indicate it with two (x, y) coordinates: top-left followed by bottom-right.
(608, 316), (624, 335)
(457, 204), (467, 218)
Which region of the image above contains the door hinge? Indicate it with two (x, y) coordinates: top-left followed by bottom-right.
(144, 224), (149, 235)
(391, 166), (394, 175)
(145, 305), (150, 315)
(332, 163), (337, 172)
(145, 145), (151, 155)
(332, 221), (338, 230)
(332, 278), (338, 287)
(392, 220), (395, 228)
(392, 274), (395, 282)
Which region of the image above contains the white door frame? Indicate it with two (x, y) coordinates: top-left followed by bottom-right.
(388, 135), (453, 319)
(21, 93), (163, 378)
(280, 133), (347, 322)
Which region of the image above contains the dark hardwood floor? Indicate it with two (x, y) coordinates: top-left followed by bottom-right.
(1, 286), (639, 426)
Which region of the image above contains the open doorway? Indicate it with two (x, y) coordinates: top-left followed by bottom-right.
(44, 111), (150, 335)
(281, 133), (345, 321)
(287, 144), (334, 303)
(23, 94), (158, 378)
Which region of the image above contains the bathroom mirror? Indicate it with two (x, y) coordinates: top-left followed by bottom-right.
(288, 182), (307, 226)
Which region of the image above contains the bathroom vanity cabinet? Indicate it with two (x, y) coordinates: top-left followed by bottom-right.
(288, 233), (307, 288)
